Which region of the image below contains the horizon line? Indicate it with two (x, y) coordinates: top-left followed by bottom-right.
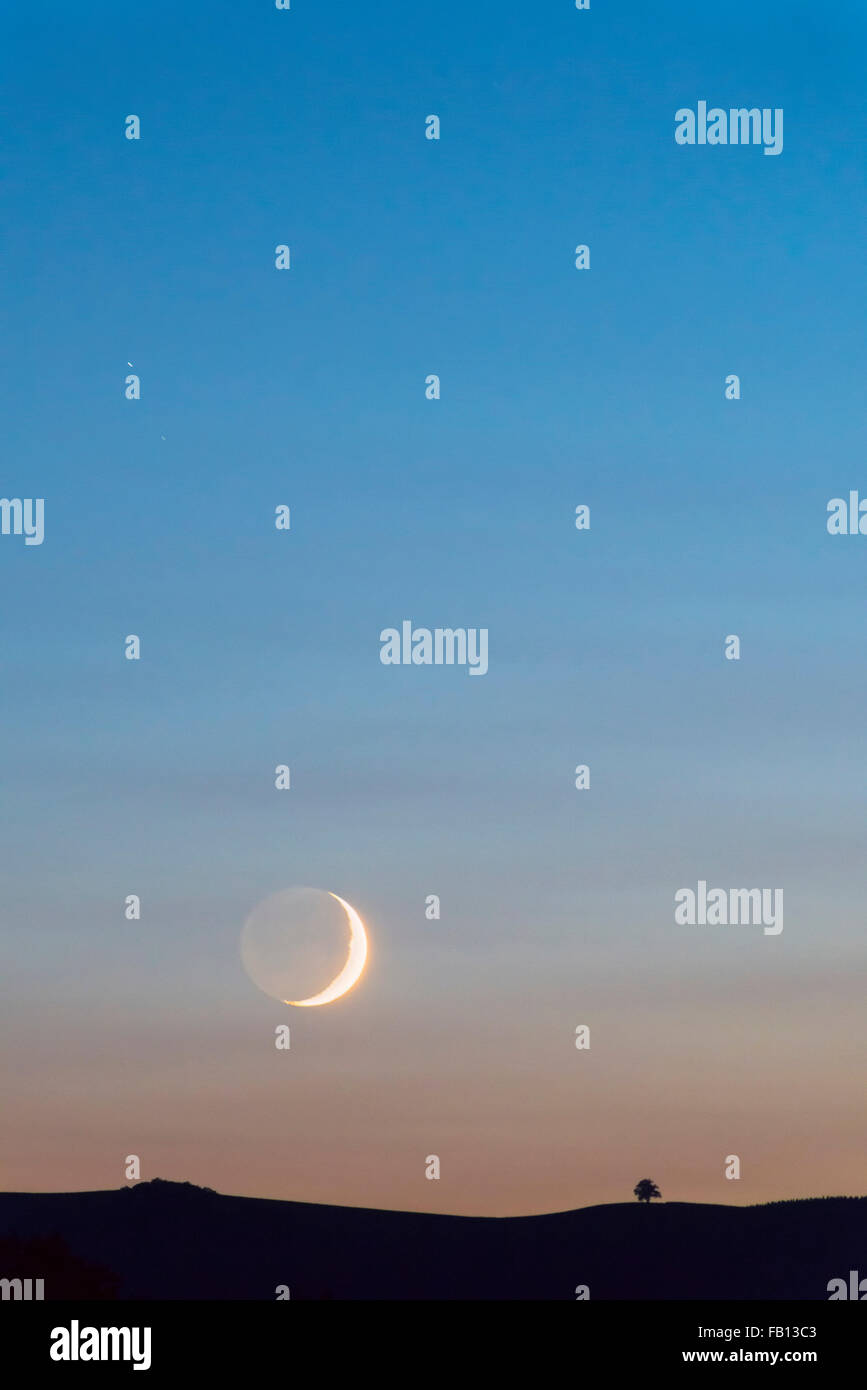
(2, 1182), (864, 1222)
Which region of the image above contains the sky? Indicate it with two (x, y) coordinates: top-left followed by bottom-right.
(1, 0), (865, 1216)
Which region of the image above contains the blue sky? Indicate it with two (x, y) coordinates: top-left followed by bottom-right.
(1, 0), (865, 1213)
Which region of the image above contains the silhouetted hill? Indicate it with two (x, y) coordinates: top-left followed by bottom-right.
(0, 1182), (863, 1300)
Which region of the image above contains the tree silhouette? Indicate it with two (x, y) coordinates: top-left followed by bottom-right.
(633, 1178), (662, 1204)
(0, 1233), (121, 1298)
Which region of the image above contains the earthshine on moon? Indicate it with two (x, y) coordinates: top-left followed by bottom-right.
(240, 886), (370, 1007)
(286, 893), (369, 1007)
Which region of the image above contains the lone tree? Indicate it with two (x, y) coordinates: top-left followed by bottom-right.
(633, 1178), (662, 1204)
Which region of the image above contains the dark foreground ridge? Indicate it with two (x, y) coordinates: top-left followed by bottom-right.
(0, 1181), (864, 1300)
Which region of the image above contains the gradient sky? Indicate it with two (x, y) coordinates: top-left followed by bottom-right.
(1, 0), (865, 1216)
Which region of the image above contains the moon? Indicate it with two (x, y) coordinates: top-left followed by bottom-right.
(285, 892), (368, 1007)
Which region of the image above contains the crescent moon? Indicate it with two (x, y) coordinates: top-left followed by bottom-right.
(285, 893), (369, 1007)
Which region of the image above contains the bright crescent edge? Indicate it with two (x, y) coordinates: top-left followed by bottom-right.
(285, 892), (368, 1007)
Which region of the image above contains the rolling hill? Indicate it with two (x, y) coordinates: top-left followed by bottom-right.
(0, 1181), (863, 1300)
